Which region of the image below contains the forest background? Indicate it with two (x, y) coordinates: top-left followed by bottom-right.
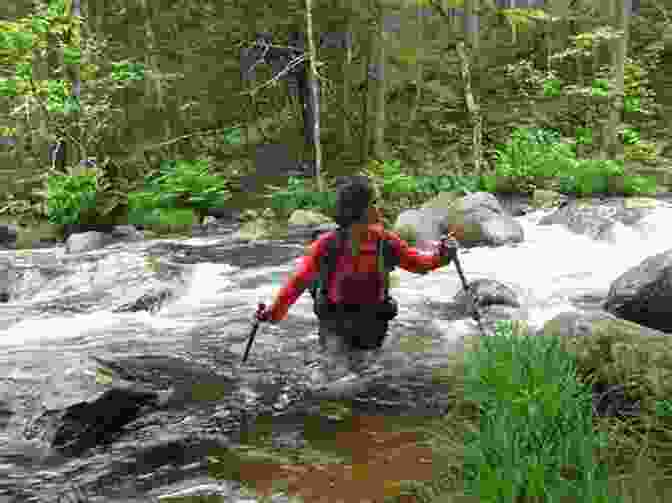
(0, 0), (670, 237)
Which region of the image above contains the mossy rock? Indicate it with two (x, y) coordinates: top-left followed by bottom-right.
(0, 217), (63, 249)
(420, 191), (461, 210)
(542, 312), (672, 412)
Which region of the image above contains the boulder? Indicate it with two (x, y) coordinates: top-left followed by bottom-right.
(110, 224), (144, 242)
(453, 278), (522, 318)
(531, 189), (568, 209)
(113, 288), (174, 314)
(540, 310), (672, 418)
(0, 256), (15, 303)
(537, 196), (668, 241)
(65, 231), (111, 254)
(24, 388), (162, 456)
(393, 208), (441, 248)
(287, 209), (334, 226)
(394, 192), (526, 248)
(439, 192), (524, 247)
(0, 223), (18, 249)
(604, 249), (672, 333)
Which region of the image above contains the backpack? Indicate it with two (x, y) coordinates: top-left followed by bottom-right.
(308, 227), (399, 320)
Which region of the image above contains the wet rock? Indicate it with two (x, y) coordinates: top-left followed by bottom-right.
(0, 399), (12, 429)
(109, 224), (144, 242)
(287, 209), (333, 226)
(65, 231), (111, 253)
(541, 310), (672, 419)
(604, 249), (672, 333)
(531, 189), (568, 209)
(25, 388), (162, 456)
(537, 196), (665, 241)
(0, 223), (18, 249)
(393, 208), (441, 247)
(396, 191), (524, 248)
(0, 256), (15, 302)
(453, 278), (522, 317)
(113, 288), (174, 314)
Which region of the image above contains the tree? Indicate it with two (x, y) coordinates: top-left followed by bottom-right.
(305, 0), (325, 192)
(603, 0), (631, 160)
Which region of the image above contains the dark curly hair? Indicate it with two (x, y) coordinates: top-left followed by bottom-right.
(333, 175), (375, 228)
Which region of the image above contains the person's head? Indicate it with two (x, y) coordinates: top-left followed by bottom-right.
(333, 175), (381, 228)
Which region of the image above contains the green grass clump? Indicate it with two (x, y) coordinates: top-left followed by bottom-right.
(461, 320), (615, 501)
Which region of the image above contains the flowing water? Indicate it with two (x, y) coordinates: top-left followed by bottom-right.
(3, 203), (672, 502)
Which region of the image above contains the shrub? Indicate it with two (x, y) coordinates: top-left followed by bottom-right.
(263, 176), (337, 218)
(127, 158), (232, 225)
(37, 167), (101, 226)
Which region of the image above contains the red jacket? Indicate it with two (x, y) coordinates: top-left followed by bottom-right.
(268, 223), (447, 322)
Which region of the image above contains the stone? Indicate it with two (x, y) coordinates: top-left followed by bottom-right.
(540, 310), (672, 418)
(65, 231), (110, 254)
(393, 208), (441, 248)
(0, 256), (15, 302)
(394, 192), (525, 248)
(287, 209), (334, 226)
(113, 288), (174, 314)
(604, 249), (672, 333)
(110, 224), (144, 241)
(441, 192), (524, 247)
(532, 189), (568, 209)
(538, 197), (663, 241)
(0, 223), (18, 249)
(453, 278), (522, 318)
(25, 388), (162, 456)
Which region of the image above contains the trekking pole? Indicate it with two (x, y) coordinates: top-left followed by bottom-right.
(242, 303), (266, 363)
(440, 235), (489, 337)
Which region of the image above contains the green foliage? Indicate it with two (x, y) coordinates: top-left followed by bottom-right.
(591, 79), (610, 98)
(620, 128), (640, 145)
(222, 127), (242, 145)
(263, 176), (337, 217)
(131, 207), (198, 235)
(542, 78), (562, 98)
(127, 158), (232, 224)
(462, 320), (615, 501)
(623, 96), (641, 113)
(621, 174), (659, 195)
(362, 159), (418, 197)
(491, 127), (576, 193)
(575, 127), (594, 146)
(556, 159), (623, 196)
(41, 169), (100, 225)
(110, 61), (145, 82)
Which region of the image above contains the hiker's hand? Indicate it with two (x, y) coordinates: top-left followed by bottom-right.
(439, 233), (459, 261)
(255, 303), (273, 323)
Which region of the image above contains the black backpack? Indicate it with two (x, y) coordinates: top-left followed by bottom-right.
(308, 227), (399, 320)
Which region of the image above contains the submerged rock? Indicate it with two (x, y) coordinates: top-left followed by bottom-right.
(24, 388), (162, 456)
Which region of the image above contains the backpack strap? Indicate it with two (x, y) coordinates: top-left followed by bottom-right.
(318, 227), (346, 300)
(318, 228), (398, 303)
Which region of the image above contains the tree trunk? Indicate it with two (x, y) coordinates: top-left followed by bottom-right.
(69, 0), (82, 163)
(30, 1), (49, 173)
(457, 42), (482, 175)
(372, 4), (387, 161)
(138, 0), (172, 158)
(305, 0), (324, 192)
(401, 4), (425, 151)
(360, 32), (372, 165)
(461, 0), (482, 175)
(341, 4), (353, 148)
(604, 0), (631, 160)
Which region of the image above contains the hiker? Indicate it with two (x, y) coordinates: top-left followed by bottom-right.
(256, 175), (459, 367)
